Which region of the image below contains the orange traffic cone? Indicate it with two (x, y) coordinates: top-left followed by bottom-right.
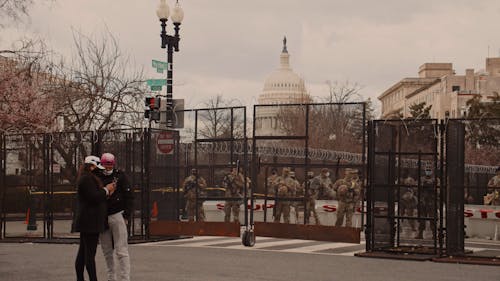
(24, 208), (30, 224)
(151, 201), (158, 219)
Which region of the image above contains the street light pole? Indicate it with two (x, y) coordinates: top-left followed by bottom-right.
(157, 0), (184, 128)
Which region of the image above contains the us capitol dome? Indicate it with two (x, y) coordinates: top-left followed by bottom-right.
(255, 37), (311, 136)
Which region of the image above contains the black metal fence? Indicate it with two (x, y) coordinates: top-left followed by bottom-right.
(365, 117), (499, 258)
(1, 107), (496, 255)
(249, 102), (366, 242)
(0, 128), (176, 241)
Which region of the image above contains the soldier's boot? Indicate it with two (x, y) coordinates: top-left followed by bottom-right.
(304, 216), (309, 225)
(314, 214), (321, 225)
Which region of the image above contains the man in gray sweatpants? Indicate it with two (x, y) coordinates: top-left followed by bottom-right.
(98, 153), (134, 281)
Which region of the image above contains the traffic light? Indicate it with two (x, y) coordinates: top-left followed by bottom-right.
(154, 97), (161, 109)
(145, 97), (160, 109)
(144, 96), (161, 121)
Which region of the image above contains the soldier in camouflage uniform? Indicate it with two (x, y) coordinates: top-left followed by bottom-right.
(415, 166), (439, 239)
(400, 174), (417, 230)
(265, 168), (278, 219)
(313, 168), (334, 199)
(274, 168), (296, 223)
(289, 171), (303, 223)
(334, 168), (362, 227)
(222, 167), (245, 223)
(183, 169), (207, 222)
(266, 168), (279, 196)
(485, 167), (500, 206)
(303, 171), (321, 225)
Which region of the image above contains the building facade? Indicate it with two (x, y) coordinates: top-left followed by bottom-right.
(379, 58), (500, 119)
(255, 37), (311, 136)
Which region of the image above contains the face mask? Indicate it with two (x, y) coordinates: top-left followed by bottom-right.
(103, 169), (113, 176)
(425, 171), (432, 176)
(325, 172), (330, 177)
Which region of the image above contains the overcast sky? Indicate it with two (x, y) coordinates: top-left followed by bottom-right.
(3, 0), (500, 112)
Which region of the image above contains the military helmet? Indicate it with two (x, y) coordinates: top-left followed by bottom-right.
(282, 167), (291, 176)
(191, 168), (198, 174)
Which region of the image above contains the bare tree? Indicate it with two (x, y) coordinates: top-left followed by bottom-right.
(324, 80), (363, 103)
(50, 29), (146, 132)
(0, 0), (53, 27)
(197, 94), (244, 139)
(0, 0), (32, 25)
(274, 81), (367, 152)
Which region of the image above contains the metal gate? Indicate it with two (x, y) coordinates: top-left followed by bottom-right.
(365, 119), (443, 258)
(149, 106), (248, 238)
(250, 102), (366, 243)
(364, 118), (500, 261)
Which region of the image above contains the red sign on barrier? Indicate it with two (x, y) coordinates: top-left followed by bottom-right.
(156, 131), (174, 154)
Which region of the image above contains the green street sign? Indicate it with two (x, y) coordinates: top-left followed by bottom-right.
(146, 79), (167, 87)
(152, 60), (170, 73)
(150, 85), (162, 91)
(152, 60), (168, 69)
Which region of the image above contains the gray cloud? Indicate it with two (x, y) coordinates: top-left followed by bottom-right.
(2, 0), (500, 111)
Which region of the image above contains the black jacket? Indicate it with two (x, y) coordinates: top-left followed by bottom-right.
(97, 169), (134, 219)
(74, 173), (108, 233)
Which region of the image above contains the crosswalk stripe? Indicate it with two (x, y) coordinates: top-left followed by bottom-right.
(282, 242), (355, 253)
(137, 235), (365, 256)
(140, 236), (230, 246)
(253, 239), (314, 249)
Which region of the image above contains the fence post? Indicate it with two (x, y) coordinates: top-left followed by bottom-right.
(26, 189), (37, 231)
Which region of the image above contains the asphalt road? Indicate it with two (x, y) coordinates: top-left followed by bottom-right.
(1, 241), (499, 281)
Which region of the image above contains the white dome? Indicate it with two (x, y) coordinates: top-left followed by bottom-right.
(258, 38), (308, 105)
(263, 69), (306, 92)
(255, 37), (310, 136)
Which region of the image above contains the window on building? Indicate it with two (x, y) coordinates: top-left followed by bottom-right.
(452, 85), (460, 92)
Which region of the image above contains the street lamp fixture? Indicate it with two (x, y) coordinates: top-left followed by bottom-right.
(156, 0), (184, 127)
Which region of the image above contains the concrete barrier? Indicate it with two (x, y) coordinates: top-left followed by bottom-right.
(200, 200), (500, 240)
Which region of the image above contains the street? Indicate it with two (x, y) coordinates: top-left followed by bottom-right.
(1, 237), (499, 281)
